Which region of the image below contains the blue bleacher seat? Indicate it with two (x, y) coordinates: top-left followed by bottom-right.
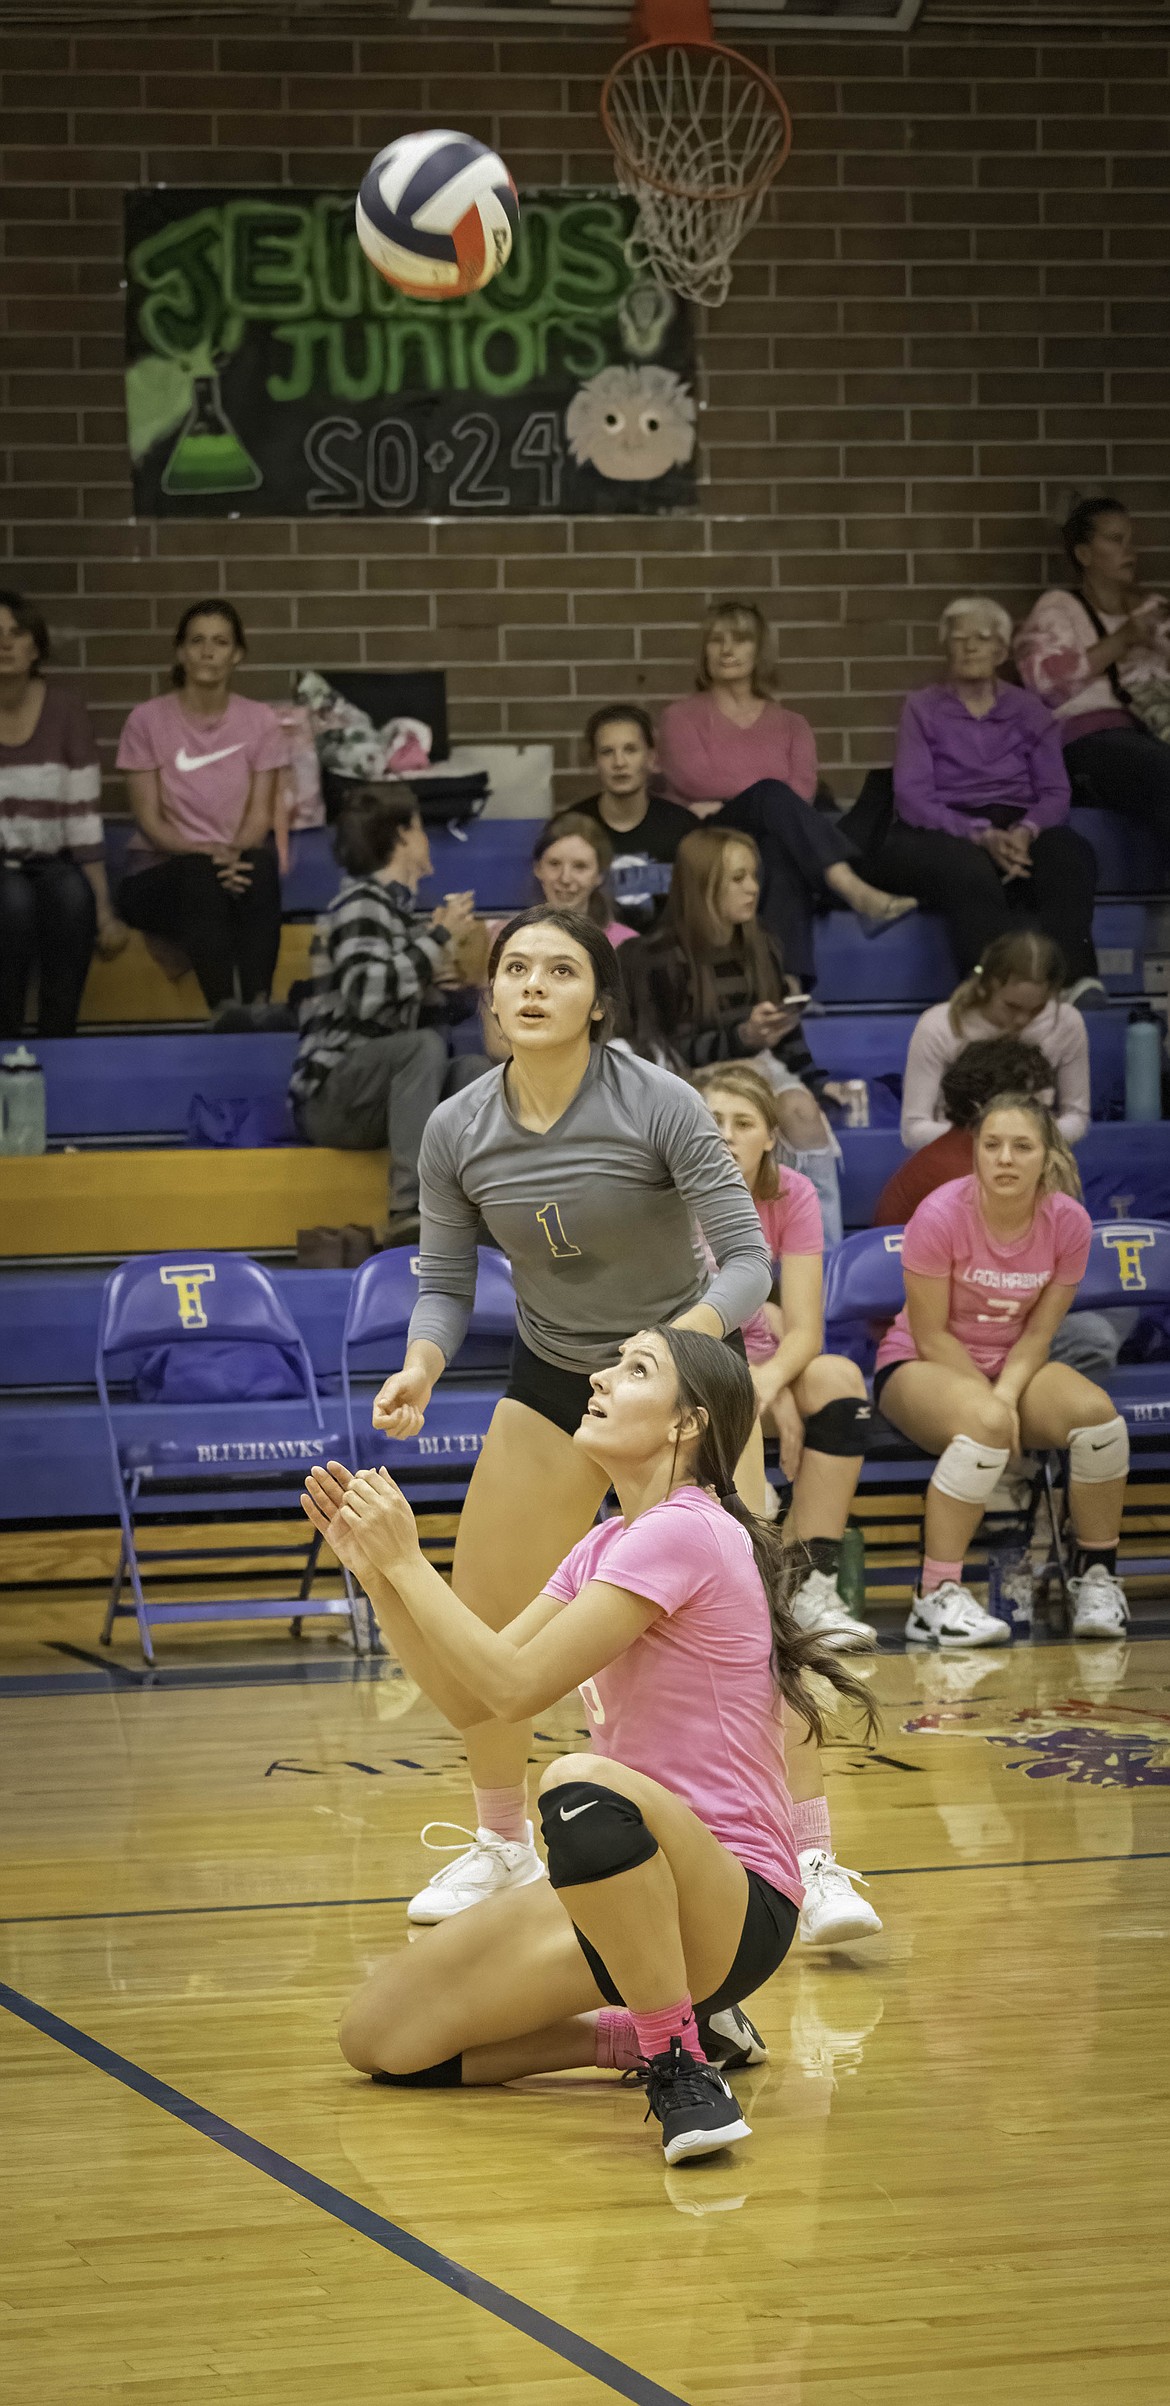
(280, 820), (542, 918)
(1071, 806), (1170, 895)
(95, 1252), (367, 1662)
(833, 1122), (1170, 1231)
(812, 903), (1150, 1005)
(101, 816), (543, 922)
(36, 1032), (298, 1142)
(805, 1009), (1131, 1123)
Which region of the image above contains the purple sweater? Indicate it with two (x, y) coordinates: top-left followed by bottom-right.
(893, 681), (1071, 841)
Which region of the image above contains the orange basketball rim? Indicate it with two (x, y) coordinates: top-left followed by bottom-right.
(600, 0), (792, 303)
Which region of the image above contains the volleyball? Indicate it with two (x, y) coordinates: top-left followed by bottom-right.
(356, 130), (519, 300)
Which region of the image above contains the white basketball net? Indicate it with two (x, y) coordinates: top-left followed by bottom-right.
(605, 44), (790, 309)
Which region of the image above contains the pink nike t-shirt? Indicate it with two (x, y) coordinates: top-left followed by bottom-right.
(875, 1174), (1091, 1381)
(117, 691), (288, 862)
(544, 1485), (802, 1905)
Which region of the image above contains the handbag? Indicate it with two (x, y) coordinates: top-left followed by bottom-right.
(1077, 594), (1170, 745)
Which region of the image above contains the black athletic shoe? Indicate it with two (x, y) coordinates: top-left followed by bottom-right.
(698, 2003), (769, 2072)
(641, 2036), (752, 2165)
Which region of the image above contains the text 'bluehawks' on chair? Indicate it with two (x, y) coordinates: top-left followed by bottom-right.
(97, 1252), (368, 1664)
(341, 1244), (516, 1514)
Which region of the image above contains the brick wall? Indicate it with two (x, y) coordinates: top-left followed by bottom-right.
(3, 17), (1169, 808)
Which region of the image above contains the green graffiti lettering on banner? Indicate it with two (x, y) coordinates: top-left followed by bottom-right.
(311, 196), (366, 321)
(326, 321), (383, 400)
(383, 318), (449, 394)
(132, 192), (639, 401)
(547, 202), (629, 308)
(267, 322), (327, 402)
(223, 199), (315, 319)
(131, 209), (226, 359)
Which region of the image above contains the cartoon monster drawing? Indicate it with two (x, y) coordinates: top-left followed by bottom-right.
(565, 365), (696, 484)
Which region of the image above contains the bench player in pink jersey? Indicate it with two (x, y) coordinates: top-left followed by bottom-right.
(303, 1326), (873, 2166)
(874, 1093), (1131, 1646)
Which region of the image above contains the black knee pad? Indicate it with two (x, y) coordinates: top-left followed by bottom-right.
(371, 2053), (463, 2087)
(538, 1781), (659, 1890)
(801, 1395), (872, 1457)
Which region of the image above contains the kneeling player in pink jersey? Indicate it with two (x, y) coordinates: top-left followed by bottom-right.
(303, 1326), (873, 2165)
(875, 1093), (1131, 1647)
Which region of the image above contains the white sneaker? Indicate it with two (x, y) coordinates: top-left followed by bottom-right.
(407, 1820), (547, 1924)
(1069, 1564), (1130, 1640)
(790, 1568), (878, 1652)
(797, 1846), (883, 1947)
(905, 1581), (1011, 1650)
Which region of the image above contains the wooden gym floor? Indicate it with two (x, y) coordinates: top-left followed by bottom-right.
(1, 1591), (1168, 2406)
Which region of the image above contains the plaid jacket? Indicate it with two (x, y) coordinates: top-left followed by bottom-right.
(288, 875), (451, 1104)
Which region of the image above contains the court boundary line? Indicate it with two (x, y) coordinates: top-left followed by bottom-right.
(0, 1978), (691, 2406)
(3, 1848), (1167, 1928)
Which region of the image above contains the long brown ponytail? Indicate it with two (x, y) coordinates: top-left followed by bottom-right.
(658, 1327), (878, 1747)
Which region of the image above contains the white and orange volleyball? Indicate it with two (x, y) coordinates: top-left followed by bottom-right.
(356, 130), (519, 299)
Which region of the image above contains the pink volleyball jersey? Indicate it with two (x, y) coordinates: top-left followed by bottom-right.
(701, 1168), (823, 1363)
(544, 1485), (802, 1904)
(875, 1175), (1092, 1380)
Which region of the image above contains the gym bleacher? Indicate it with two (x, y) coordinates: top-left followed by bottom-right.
(5, 793), (1170, 1553)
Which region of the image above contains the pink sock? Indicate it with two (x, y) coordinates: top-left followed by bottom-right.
(921, 1556), (963, 1595)
(595, 2008), (641, 2072)
(472, 1783), (529, 1845)
(630, 1995), (706, 2065)
(794, 1794), (831, 1853)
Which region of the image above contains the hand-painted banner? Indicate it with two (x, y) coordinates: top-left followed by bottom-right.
(123, 187), (697, 520)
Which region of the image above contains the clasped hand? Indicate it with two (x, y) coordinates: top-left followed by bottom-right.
(302, 1459), (421, 1577)
(210, 845), (253, 894)
(978, 825), (1031, 882)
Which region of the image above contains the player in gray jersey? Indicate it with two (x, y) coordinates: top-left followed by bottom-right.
(371, 906), (771, 1924)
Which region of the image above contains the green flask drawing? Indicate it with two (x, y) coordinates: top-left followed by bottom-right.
(161, 374), (262, 497)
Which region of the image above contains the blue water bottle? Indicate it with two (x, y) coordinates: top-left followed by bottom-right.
(1125, 1004), (1163, 1123)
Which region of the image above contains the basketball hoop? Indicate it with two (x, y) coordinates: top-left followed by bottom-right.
(601, 0), (792, 309)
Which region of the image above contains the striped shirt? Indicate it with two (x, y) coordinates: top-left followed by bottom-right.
(0, 683), (103, 865)
(289, 874), (452, 1106)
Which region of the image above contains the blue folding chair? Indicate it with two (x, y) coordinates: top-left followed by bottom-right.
(1035, 1219), (1170, 1604)
(822, 1227), (1048, 1602)
(341, 1245), (516, 1507)
(97, 1252), (367, 1663)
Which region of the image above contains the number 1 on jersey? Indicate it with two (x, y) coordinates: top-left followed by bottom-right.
(536, 1201), (581, 1260)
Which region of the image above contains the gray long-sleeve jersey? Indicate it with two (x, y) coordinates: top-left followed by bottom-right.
(407, 1045), (772, 1374)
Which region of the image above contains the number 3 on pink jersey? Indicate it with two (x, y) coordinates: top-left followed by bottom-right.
(579, 1677), (606, 1725)
(536, 1201), (581, 1260)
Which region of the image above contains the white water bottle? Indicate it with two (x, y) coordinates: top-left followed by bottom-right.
(0, 1045), (47, 1155)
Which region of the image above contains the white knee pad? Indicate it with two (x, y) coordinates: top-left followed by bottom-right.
(930, 1432), (1011, 1505)
(1068, 1417), (1129, 1484)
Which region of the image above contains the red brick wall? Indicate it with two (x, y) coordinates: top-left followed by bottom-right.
(3, 18), (1169, 807)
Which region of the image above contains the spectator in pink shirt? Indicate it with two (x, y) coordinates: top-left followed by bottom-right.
(116, 601), (289, 1019)
(1015, 497), (1170, 841)
(655, 601), (914, 985)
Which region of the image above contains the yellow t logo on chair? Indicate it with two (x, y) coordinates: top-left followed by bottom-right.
(160, 1263), (217, 1328)
(1101, 1228), (1156, 1292)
